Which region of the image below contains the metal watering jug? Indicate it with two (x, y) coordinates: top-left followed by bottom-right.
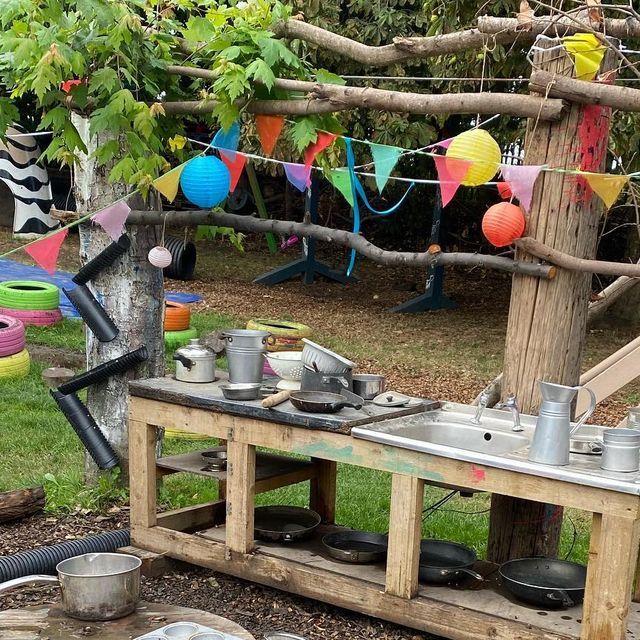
(528, 381), (597, 466)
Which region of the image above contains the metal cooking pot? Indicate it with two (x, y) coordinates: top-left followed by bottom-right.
(0, 552), (141, 620)
(352, 374), (386, 400)
(173, 339), (217, 383)
(418, 539), (483, 584)
(254, 506), (321, 543)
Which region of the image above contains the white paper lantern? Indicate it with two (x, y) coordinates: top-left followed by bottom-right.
(148, 246), (172, 268)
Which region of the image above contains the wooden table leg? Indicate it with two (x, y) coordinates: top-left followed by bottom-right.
(385, 473), (424, 599)
(225, 439), (256, 554)
(581, 513), (640, 640)
(310, 458), (337, 523)
(129, 419), (158, 529)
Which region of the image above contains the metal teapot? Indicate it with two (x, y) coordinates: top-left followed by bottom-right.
(528, 381), (597, 466)
(173, 339), (217, 383)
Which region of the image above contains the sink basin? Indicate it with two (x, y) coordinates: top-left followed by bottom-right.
(352, 407), (531, 457)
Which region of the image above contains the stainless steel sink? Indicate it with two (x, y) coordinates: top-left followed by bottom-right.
(352, 403), (532, 457)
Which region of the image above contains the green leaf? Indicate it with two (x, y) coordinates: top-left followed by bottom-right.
(290, 117), (318, 153)
(39, 106), (69, 131)
(315, 69), (346, 86)
(245, 58), (275, 91)
(89, 68), (120, 96)
(109, 156), (136, 183)
(94, 138), (120, 165)
(132, 105), (155, 140)
(182, 16), (218, 43)
(213, 101), (240, 132)
(31, 62), (59, 101)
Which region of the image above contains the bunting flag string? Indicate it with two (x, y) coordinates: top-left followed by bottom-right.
(304, 132), (337, 170)
(581, 172), (629, 209)
(91, 201), (131, 242)
(283, 162), (312, 192)
(255, 115), (285, 156)
(24, 228), (68, 274)
(499, 164), (544, 213)
(369, 143), (403, 194)
(152, 164), (185, 202)
(221, 151), (247, 193)
(433, 156), (473, 207)
(212, 121), (241, 160)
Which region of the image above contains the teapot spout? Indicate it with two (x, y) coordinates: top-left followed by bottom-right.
(539, 381), (578, 403)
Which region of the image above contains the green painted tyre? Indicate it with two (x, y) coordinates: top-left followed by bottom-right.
(164, 328), (198, 350)
(0, 281), (60, 310)
(0, 348), (31, 378)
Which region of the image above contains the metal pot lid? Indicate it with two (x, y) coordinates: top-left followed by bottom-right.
(174, 339), (216, 361)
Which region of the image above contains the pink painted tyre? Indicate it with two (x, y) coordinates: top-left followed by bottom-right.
(0, 315), (26, 356)
(0, 307), (63, 326)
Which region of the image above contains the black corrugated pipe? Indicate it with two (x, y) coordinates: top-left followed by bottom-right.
(0, 529), (130, 581)
(63, 284), (119, 343)
(72, 234), (131, 285)
(58, 347), (148, 395)
(164, 236), (197, 280)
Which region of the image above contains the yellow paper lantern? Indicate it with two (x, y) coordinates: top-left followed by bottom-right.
(446, 130), (501, 186)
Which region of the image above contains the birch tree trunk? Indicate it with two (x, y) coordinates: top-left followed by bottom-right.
(71, 114), (165, 485)
(486, 42), (615, 563)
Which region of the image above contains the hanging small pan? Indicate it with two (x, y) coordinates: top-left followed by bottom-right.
(289, 391), (363, 414)
(418, 539), (483, 584)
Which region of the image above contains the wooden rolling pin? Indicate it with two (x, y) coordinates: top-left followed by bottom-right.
(262, 390), (290, 408)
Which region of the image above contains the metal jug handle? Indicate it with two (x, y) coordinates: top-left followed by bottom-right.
(570, 387), (597, 435)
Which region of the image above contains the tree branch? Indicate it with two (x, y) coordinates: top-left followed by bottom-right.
(160, 98), (345, 116)
(127, 209), (555, 279)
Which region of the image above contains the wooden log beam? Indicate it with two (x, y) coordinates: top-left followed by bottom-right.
(530, 70), (640, 111)
(477, 14), (640, 39)
(0, 486), (45, 523)
(516, 237), (640, 277)
(161, 98), (344, 116)
(127, 209), (555, 279)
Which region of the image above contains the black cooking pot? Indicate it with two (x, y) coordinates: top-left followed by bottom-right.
(254, 506), (321, 543)
(499, 558), (586, 608)
(418, 539), (483, 584)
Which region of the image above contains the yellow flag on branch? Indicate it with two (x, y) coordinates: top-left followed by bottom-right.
(152, 164), (185, 202)
(582, 173), (629, 209)
(562, 33), (606, 80)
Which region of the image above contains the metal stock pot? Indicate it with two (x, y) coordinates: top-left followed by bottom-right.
(0, 552), (141, 620)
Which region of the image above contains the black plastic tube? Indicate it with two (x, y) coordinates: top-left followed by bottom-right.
(58, 346), (148, 395)
(72, 234), (131, 285)
(0, 529), (131, 581)
(64, 284), (119, 343)
(51, 391), (119, 470)
(164, 236), (197, 280)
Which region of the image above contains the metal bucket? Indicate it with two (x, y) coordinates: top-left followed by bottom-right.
(222, 329), (269, 349)
(600, 428), (640, 473)
(224, 330), (269, 384)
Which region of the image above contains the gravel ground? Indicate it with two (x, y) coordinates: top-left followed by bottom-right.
(0, 512), (433, 640)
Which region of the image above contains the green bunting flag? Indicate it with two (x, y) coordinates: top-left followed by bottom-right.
(327, 168), (354, 207)
(369, 143), (403, 193)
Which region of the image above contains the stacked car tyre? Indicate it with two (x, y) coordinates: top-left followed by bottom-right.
(0, 281), (62, 326)
(0, 315), (30, 378)
(164, 299), (197, 349)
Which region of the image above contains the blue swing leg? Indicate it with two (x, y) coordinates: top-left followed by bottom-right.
(254, 178), (351, 286)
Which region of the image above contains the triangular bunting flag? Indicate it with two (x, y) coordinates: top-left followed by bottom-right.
(153, 165), (185, 202)
(283, 162), (311, 192)
(369, 143), (403, 193)
(499, 164), (544, 213)
(255, 115), (284, 157)
(327, 168), (354, 207)
(25, 229), (68, 275)
(91, 201), (131, 241)
(582, 173), (629, 209)
(304, 132), (337, 170)
(562, 33), (606, 80)
(433, 156), (472, 207)
(431, 138), (453, 150)
(212, 121), (240, 160)
(221, 151), (247, 193)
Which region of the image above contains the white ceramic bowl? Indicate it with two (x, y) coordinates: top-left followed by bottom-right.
(266, 351), (305, 390)
(301, 338), (354, 375)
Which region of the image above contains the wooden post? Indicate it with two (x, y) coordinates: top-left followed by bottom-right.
(72, 115), (164, 484)
(487, 41), (615, 563)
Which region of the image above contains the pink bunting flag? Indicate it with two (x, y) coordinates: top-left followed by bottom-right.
(221, 151), (247, 193)
(430, 138), (453, 150)
(433, 156), (472, 207)
(304, 132), (337, 170)
(283, 162), (312, 192)
(91, 201), (131, 241)
(499, 164), (544, 213)
(25, 229), (68, 275)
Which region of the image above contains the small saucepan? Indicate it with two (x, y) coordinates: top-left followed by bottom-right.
(0, 553), (141, 620)
(289, 391), (363, 414)
(418, 539), (483, 584)
(322, 530), (388, 563)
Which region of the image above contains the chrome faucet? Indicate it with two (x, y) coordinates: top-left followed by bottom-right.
(470, 391), (490, 425)
(496, 394), (522, 432)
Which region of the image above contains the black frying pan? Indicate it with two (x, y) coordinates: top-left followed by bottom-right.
(254, 506), (321, 543)
(289, 391), (363, 414)
(322, 530), (388, 563)
(499, 558), (586, 608)
(418, 539), (483, 584)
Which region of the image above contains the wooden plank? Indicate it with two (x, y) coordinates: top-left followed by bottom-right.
(386, 474), (424, 598)
(157, 499), (226, 532)
(581, 514), (640, 640)
(129, 415), (157, 528)
(116, 545), (182, 577)
(133, 525), (577, 640)
(582, 513), (601, 621)
(309, 458), (337, 522)
(225, 440), (256, 554)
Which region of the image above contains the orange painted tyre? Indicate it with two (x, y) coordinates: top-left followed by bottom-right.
(164, 300), (191, 332)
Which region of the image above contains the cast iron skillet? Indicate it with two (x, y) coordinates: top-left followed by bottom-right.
(289, 391), (363, 414)
(254, 506), (321, 543)
(418, 539), (483, 584)
(322, 530), (388, 563)
(499, 558), (586, 608)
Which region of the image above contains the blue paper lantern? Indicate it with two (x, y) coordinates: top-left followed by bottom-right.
(180, 156), (231, 208)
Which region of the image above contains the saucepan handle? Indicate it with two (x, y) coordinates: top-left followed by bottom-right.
(333, 400), (363, 411)
(0, 575), (60, 594)
(173, 354), (194, 370)
(439, 568), (484, 582)
(546, 589), (574, 608)
(571, 387), (597, 434)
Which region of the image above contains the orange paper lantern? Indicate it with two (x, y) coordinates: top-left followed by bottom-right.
(482, 202), (526, 247)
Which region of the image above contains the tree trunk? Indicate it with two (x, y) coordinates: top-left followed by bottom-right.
(71, 114), (164, 485)
(486, 40), (615, 563)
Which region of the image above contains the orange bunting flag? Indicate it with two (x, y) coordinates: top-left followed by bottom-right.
(304, 132), (337, 170)
(24, 228), (68, 275)
(255, 115), (284, 157)
(221, 151), (247, 193)
(153, 164), (185, 202)
(433, 156), (472, 207)
(582, 173), (629, 209)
